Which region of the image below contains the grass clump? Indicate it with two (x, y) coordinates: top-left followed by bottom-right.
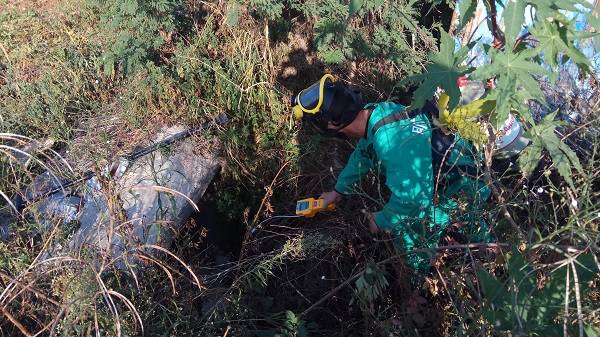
(0, 5), (101, 141)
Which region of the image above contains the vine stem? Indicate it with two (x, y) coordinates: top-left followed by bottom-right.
(563, 265), (570, 337)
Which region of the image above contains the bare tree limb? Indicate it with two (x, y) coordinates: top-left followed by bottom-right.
(488, 0), (504, 48)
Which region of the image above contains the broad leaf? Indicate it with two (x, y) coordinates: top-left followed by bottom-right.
(348, 0), (363, 17)
(479, 252), (598, 334)
(472, 47), (545, 129)
(532, 0), (592, 12)
(585, 326), (600, 337)
(458, 0), (477, 31)
(476, 268), (507, 304)
(503, 0), (527, 48)
(442, 98), (495, 144)
(519, 136), (542, 177)
(530, 20), (591, 72)
(529, 0), (591, 19)
(450, 98), (496, 119)
(521, 112), (583, 187)
(586, 11), (600, 50)
(507, 251), (535, 296)
(402, 30), (468, 111)
(492, 75), (517, 129)
(472, 47), (545, 81)
(540, 130), (577, 188)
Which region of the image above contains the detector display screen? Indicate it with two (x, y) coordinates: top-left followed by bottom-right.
(296, 201), (309, 211)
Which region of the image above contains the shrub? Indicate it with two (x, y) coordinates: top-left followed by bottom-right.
(225, 0), (435, 72)
(90, 0), (186, 77)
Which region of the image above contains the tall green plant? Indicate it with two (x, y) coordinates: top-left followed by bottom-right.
(404, 0), (598, 185)
(477, 251), (599, 335)
(90, 0), (185, 77)
(225, 0), (434, 72)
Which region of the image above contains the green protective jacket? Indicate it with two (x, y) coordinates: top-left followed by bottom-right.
(334, 102), (491, 273)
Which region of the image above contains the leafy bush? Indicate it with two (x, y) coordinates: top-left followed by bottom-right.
(405, 0), (598, 186)
(226, 0), (434, 72)
(255, 310), (315, 337)
(402, 2), (599, 333)
(0, 7), (100, 141)
(478, 251), (599, 335)
(90, 0), (186, 77)
(351, 260), (389, 308)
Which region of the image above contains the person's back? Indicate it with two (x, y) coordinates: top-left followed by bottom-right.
(335, 103), (435, 233)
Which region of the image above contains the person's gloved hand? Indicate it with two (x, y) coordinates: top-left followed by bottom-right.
(319, 190), (341, 208)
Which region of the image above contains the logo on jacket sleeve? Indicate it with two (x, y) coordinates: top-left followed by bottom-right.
(411, 123), (427, 134)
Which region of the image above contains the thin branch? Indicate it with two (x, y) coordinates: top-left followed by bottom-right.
(570, 261), (584, 337)
(564, 265), (570, 337)
(483, 130), (523, 237)
(1, 306), (34, 337)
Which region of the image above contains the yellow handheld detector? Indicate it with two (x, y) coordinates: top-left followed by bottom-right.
(295, 198), (336, 218)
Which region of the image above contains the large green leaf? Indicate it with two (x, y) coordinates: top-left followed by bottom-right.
(476, 268), (507, 304)
(533, 0), (592, 12)
(472, 47), (545, 129)
(540, 131), (577, 188)
(479, 251), (597, 335)
(519, 136), (543, 177)
(457, 0), (477, 31)
(401, 30), (469, 111)
(492, 75), (516, 129)
(507, 251), (536, 296)
(348, 0), (363, 17)
(472, 47), (546, 81)
(530, 20), (591, 72)
(521, 112), (583, 187)
(529, 0), (592, 19)
(503, 0), (527, 48)
(585, 325), (600, 337)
